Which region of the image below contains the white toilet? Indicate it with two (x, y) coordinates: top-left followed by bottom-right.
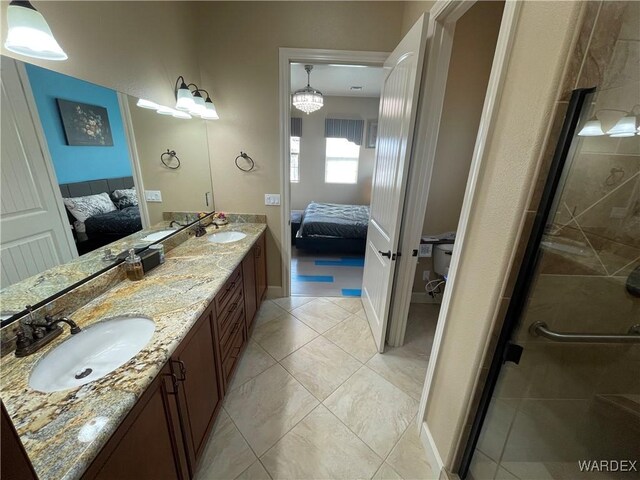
(433, 243), (454, 280)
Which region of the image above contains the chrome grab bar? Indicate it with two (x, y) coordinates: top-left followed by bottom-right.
(529, 321), (640, 344)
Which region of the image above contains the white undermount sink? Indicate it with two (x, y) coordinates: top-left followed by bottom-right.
(29, 316), (155, 393)
(208, 231), (247, 244)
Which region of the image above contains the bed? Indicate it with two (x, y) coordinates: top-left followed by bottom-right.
(59, 177), (142, 255)
(295, 202), (370, 254)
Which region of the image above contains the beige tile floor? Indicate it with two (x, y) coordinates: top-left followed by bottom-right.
(195, 299), (440, 480)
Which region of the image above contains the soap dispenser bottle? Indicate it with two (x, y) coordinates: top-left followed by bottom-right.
(124, 248), (144, 281)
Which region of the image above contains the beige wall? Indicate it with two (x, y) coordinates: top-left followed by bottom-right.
(196, 1), (405, 288)
(127, 97), (213, 225)
(0, 1), (202, 107)
(291, 96), (379, 211)
(401, 1), (435, 36)
(412, 1), (503, 293)
(423, 0), (583, 467)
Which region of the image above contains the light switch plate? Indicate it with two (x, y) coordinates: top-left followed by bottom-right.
(265, 194), (281, 206)
(145, 190), (162, 203)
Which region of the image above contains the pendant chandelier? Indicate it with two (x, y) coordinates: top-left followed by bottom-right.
(292, 65), (323, 115)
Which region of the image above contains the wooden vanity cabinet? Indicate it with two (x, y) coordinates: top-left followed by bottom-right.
(1, 401), (37, 480)
(255, 232), (267, 308)
(83, 363), (189, 480)
(242, 250), (257, 329)
(171, 304), (223, 476)
(78, 231), (266, 479)
(213, 265), (247, 392)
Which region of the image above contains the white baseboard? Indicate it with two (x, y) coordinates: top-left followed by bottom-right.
(411, 292), (442, 304)
(420, 421), (445, 478)
(266, 286), (284, 299)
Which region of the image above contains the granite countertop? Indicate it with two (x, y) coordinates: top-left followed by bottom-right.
(0, 222), (267, 480)
(0, 220), (187, 317)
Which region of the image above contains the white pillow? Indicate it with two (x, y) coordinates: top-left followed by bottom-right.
(111, 188), (138, 209)
(63, 192), (117, 223)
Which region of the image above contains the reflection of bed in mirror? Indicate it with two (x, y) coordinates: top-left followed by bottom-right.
(59, 176), (142, 255)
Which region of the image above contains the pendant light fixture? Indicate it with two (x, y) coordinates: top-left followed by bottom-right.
(292, 65), (324, 115)
(4, 1), (68, 61)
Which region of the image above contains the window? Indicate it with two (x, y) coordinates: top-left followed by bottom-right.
(325, 138), (360, 184)
(290, 136), (300, 183)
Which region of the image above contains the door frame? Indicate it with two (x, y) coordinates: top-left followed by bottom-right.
(278, 48), (389, 297)
(407, 0), (522, 472)
(118, 93), (151, 229)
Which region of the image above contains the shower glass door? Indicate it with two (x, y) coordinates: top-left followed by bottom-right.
(467, 87), (640, 480)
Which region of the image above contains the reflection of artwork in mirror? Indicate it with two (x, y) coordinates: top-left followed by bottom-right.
(57, 99), (114, 146)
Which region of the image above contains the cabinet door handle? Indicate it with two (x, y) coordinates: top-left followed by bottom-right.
(172, 360), (187, 382)
(256, 245), (261, 257)
(164, 373), (179, 394)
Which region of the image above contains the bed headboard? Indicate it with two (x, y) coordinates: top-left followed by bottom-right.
(59, 176), (134, 198)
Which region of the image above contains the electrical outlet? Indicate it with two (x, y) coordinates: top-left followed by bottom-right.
(423, 270), (431, 281)
(145, 190), (162, 203)
(265, 194), (281, 206)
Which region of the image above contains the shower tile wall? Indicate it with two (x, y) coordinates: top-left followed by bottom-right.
(469, 3), (640, 479)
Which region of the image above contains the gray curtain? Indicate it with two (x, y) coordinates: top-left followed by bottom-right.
(291, 117), (302, 137)
(324, 118), (364, 146)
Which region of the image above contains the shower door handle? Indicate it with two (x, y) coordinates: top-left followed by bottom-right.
(529, 321), (640, 344)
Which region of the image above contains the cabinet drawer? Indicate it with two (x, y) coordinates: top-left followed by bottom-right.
(220, 303), (244, 359)
(215, 266), (242, 315)
(222, 323), (245, 382)
(216, 285), (243, 341)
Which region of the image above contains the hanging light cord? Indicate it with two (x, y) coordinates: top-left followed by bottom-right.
(161, 149), (181, 169)
(235, 152), (255, 172)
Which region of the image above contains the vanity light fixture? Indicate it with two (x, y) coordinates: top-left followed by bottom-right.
(175, 77), (195, 111)
(578, 106), (640, 138)
(607, 106), (639, 137)
(201, 97), (219, 120)
(156, 105), (175, 116)
(292, 65), (324, 115)
(173, 76), (219, 120)
(136, 99), (159, 110)
(577, 117), (605, 137)
(172, 110), (192, 120)
(189, 90), (207, 116)
(4, 0), (68, 61)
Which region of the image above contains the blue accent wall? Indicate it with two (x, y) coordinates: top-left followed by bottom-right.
(25, 64), (132, 184)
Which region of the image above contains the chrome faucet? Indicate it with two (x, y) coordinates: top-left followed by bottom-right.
(15, 307), (82, 357)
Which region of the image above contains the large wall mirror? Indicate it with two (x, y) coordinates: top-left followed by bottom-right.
(0, 55), (214, 324)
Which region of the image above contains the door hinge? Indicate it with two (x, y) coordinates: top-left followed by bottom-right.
(503, 342), (523, 365)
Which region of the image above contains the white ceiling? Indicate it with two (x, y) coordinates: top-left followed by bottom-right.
(290, 63), (383, 98)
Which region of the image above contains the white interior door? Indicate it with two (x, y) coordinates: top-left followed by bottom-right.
(362, 15), (429, 352)
(0, 56), (76, 289)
